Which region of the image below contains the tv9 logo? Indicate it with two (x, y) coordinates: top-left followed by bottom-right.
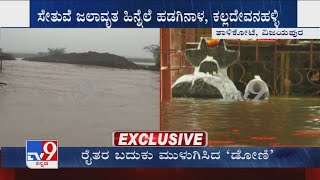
(26, 140), (58, 169)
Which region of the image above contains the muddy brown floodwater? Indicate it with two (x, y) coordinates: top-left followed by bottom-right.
(162, 97), (320, 146)
(0, 59), (159, 146)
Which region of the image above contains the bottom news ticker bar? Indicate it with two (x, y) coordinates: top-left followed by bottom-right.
(1, 147), (320, 168)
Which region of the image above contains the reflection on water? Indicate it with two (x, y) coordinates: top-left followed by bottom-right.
(0, 60), (159, 146)
(161, 97), (320, 146)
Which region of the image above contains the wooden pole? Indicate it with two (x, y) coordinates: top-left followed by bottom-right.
(256, 40), (259, 62)
(310, 40), (314, 69)
(273, 42), (277, 95)
(0, 28), (2, 71)
(160, 28), (172, 102)
(280, 53), (285, 95)
(285, 53), (291, 96)
(0, 48), (2, 71)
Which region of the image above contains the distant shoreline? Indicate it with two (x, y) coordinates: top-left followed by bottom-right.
(0, 53), (16, 60)
(22, 51), (159, 71)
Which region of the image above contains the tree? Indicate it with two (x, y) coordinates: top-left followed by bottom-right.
(144, 44), (160, 67)
(48, 48), (66, 56)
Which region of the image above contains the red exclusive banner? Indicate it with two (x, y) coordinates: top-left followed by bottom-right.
(113, 131), (207, 146)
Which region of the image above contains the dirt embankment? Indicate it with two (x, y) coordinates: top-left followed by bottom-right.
(0, 53), (16, 60)
(23, 51), (158, 71)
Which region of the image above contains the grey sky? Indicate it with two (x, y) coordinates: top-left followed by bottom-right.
(0, 28), (159, 58)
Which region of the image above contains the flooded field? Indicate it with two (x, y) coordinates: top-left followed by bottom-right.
(0, 59), (159, 146)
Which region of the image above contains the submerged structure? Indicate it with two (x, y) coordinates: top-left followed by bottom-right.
(172, 38), (269, 100)
(172, 38), (240, 99)
(160, 29), (320, 102)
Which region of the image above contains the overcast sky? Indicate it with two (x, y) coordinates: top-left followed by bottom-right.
(0, 28), (159, 58)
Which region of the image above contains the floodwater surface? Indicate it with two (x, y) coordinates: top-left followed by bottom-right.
(161, 97), (320, 146)
(0, 59), (159, 146)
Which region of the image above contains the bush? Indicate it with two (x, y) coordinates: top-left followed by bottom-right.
(47, 48), (66, 56)
(144, 45), (160, 67)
